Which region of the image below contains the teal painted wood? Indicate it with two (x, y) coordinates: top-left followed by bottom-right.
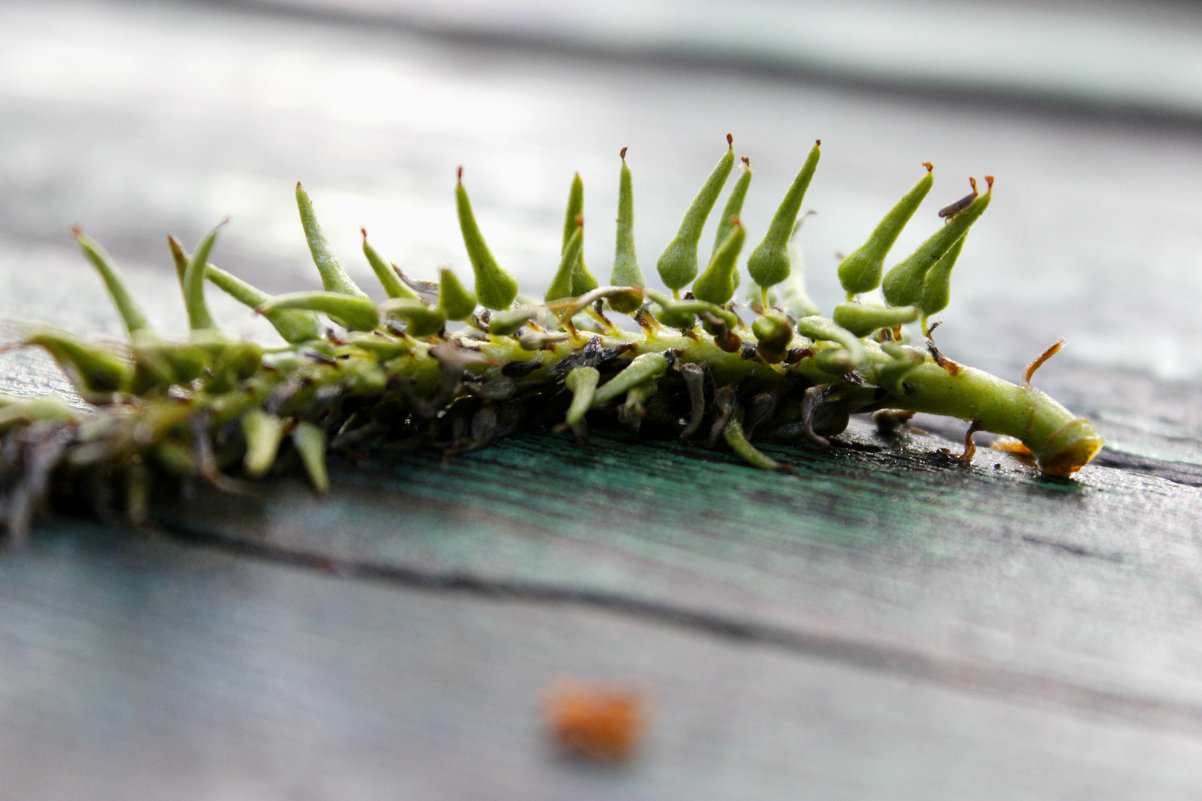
(4, 522), (1202, 801)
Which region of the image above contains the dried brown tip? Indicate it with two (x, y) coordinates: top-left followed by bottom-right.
(985, 175), (995, 190)
(726, 133), (733, 147)
(619, 146), (628, 160)
(1022, 339), (1064, 386)
(741, 156), (750, 167)
(360, 227), (368, 239)
(969, 176), (978, 193)
(922, 161), (934, 172)
(574, 214), (583, 227)
(70, 224), (83, 240)
(296, 180), (303, 190)
(728, 214), (741, 225)
(815, 139), (822, 146)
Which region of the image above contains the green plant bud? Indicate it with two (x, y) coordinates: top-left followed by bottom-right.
(487, 306), (539, 336)
(747, 140), (821, 290)
(796, 315), (864, 365)
(241, 409), (285, 477)
(546, 221), (584, 302)
(592, 352), (669, 406)
(25, 331), (132, 398)
(456, 168), (520, 310)
(919, 232), (968, 323)
(752, 312), (792, 363)
(564, 366), (600, 425)
(437, 267), (477, 322)
(341, 334), (413, 361)
(291, 421), (329, 494)
(73, 228), (152, 336)
(832, 301), (920, 338)
(882, 177), (992, 307)
(182, 220), (226, 333)
(259, 291), (380, 332)
(203, 341), (263, 393)
(657, 135), (735, 292)
(361, 229), (421, 300)
(608, 147), (645, 314)
(295, 182), (368, 298)
(380, 297), (446, 337)
(814, 347), (854, 376)
(873, 342), (926, 393)
(692, 218), (745, 305)
(837, 163), (934, 297)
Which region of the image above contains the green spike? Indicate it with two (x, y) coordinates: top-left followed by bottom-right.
(561, 175), (598, 296)
(259, 291), (379, 332)
(361, 228), (421, 300)
(182, 220), (226, 332)
(608, 147), (645, 314)
(72, 228), (152, 336)
(545, 222), (584, 302)
(713, 158), (752, 257)
(455, 168), (520, 310)
(746, 140), (821, 294)
(291, 421), (329, 494)
(242, 409), (285, 477)
(837, 162), (934, 297)
(592, 352), (669, 406)
(657, 135), (736, 293)
(691, 218), (745, 305)
(379, 298), (446, 337)
(832, 302), (920, 338)
(564, 366), (600, 426)
(919, 232), (969, 329)
(882, 177), (992, 307)
(295, 182), (367, 297)
(437, 266), (477, 322)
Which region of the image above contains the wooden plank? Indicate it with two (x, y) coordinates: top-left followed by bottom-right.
(3, 521), (1202, 801)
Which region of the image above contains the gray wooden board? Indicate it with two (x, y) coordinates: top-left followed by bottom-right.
(3, 522), (1202, 801)
(4, 0), (1202, 797)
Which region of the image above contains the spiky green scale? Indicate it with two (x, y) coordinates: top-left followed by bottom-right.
(657, 137), (735, 292)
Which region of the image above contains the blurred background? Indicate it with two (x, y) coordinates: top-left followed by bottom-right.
(4, 0), (1202, 392)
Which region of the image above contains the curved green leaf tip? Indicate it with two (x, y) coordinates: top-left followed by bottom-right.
(608, 146), (645, 315)
(747, 139), (821, 293)
(657, 134), (735, 293)
(837, 162), (933, 297)
(455, 167), (520, 310)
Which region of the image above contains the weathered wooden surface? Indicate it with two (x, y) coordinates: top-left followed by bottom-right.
(3, 0), (1202, 798)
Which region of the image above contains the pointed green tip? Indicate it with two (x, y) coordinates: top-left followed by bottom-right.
(437, 266), (477, 321)
(455, 174), (519, 310)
